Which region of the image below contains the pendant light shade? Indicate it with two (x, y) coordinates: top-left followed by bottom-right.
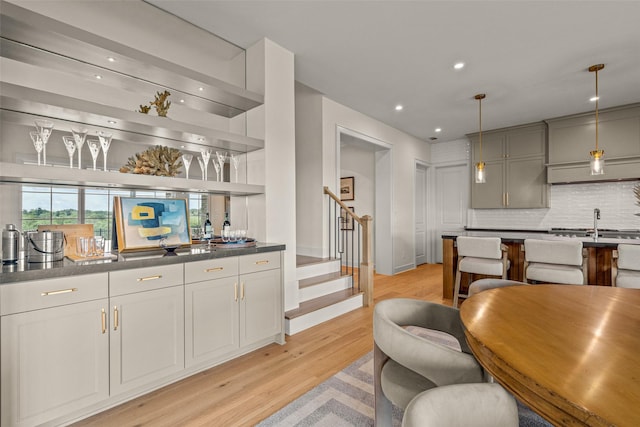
(474, 94), (487, 184)
(589, 64), (605, 175)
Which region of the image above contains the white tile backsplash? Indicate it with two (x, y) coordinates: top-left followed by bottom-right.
(468, 181), (640, 230)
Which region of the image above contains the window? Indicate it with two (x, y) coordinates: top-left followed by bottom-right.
(21, 186), (79, 231)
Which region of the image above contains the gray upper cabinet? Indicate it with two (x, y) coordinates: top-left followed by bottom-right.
(546, 103), (640, 183)
(470, 122), (549, 209)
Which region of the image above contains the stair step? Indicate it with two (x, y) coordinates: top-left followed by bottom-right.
(296, 255), (331, 267)
(299, 272), (352, 302)
(299, 271), (347, 288)
(285, 289), (363, 335)
(296, 257), (342, 281)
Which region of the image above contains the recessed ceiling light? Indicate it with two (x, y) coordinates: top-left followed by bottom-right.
(435, 128), (442, 133)
(590, 96), (599, 102)
(180, 99), (185, 103)
(107, 57), (116, 62)
(454, 62), (465, 70)
(395, 105), (403, 111)
(197, 137), (205, 142)
(198, 87), (204, 92)
(107, 120), (116, 124)
(95, 75), (102, 80)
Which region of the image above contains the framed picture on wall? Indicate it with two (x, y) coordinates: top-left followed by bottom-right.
(340, 206), (355, 231)
(340, 176), (355, 201)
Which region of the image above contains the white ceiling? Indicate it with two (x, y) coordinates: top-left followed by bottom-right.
(148, 1), (640, 143)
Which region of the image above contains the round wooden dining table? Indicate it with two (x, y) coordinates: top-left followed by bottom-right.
(460, 284), (640, 427)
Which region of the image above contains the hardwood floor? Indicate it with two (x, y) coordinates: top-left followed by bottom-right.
(74, 263), (447, 427)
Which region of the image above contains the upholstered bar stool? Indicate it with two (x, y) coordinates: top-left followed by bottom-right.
(468, 278), (528, 298)
(453, 236), (510, 306)
(523, 239), (587, 285)
(612, 244), (640, 288)
(373, 298), (484, 427)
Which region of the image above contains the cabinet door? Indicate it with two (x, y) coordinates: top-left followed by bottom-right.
(185, 277), (239, 367)
(240, 269), (282, 347)
(506, 157), (548, 208)
(110, 286), (184, 396)
(470, 160), (505, 208)
(1, 300), (109, 427)
(506, 125), (546, 158)
(471, 133), (504, 162)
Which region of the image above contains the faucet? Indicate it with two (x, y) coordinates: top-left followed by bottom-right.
(593, 208), (601, 240)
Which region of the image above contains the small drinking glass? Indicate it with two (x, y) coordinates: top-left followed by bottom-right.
(215, 151), (227, 182)
(231, 153), (241, 183)
(94, 236), (105, 256)
(76, 236), (88, 258)
(29, 131), (44, 165)
(71, 127), (88, 169)
(62, 136), (77, 168)
(182, 153), (193, 179)
(87, 139), (101, 171)
(237, 229), (247, 242)
(97, 131), (112, 171)
(213, 160), (221, 182)
(200, 149), (211, 181)
(34, 120), (54, 165)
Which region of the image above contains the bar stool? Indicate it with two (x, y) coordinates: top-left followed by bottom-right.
(453, 237), (509, 307)
(523, 239), (587, 285)
(612, 244), (640, 288)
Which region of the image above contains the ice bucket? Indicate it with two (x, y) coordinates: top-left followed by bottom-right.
(26, 230), (65, 263)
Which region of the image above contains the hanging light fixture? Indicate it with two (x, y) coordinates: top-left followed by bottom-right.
(589, 64), (605, 175)
(474, 93), (487, 183)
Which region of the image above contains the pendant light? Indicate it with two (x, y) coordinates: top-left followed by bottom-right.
(474, 93), (487, 183)
(589, 64), (605, 175)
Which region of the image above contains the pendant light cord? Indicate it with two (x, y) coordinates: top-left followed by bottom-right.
(595, 67), (599, 152)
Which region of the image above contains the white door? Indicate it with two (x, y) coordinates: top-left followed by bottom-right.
(415, 163), (428, 266)
(435, 164), (468, 263)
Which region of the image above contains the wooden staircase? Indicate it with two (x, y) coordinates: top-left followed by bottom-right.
(285, 255), (363, 335)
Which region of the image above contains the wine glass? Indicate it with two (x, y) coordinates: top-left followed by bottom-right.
(29, 131), (44, 165)
(213, 160), (221, 182)
(71, 127), (88, 169)
(96, 131), (112, 171)
(87, 139), (100, 171)
(34, 120), (54, 165)
(215, 151), (227, 182)
(197, 156), (205, 181)
(62, 136), (77, 168)
(231, 153), (241, 183)
(182, 153), (193, 179)
(200, 149), (211, 181)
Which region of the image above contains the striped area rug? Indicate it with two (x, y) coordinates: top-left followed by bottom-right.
(257, 327), (551, 426)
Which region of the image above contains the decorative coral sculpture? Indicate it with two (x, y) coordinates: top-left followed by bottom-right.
(119, 145), (182, 177)
(138, 105), (151, 114)
(151, 90), (171, 117)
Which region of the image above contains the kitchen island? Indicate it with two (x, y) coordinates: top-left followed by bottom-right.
(442, 229), (640, 300)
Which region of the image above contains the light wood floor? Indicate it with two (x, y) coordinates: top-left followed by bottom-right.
(74, 263), (447, 427)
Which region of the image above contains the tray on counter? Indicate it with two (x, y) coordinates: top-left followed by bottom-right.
(207, 238), (256, 248)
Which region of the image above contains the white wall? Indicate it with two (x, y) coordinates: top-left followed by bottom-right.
(320, 98), (430, 274)
(340, 144), (375, 227)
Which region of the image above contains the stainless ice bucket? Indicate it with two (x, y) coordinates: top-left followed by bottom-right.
(26, 231), (65, 263)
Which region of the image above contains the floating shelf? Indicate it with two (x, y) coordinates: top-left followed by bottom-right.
(0, 162), (265, 196)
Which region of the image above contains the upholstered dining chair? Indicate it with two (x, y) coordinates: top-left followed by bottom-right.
(402, 383), (519, 427)
(373, 298), (484, 427)
(523, 239), (587, 285)
(612, 244), (640, 288)
(468, 278), (528, 297)
(453, 236), (510, 306)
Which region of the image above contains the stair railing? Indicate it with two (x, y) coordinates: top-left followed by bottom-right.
(324, 186), (373, 307)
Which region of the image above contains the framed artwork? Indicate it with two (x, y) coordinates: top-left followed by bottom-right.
(340, 206), (355, 231)
(114, 196), (191, 252)
(340, 176), (355, 201)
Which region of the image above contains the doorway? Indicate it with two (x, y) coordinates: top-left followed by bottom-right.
(415, 162), (428, 266)
(434, 164), (468, 263)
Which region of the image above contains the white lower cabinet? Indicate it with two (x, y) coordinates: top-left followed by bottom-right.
(1, 299), (109, 427)
(240, 268), (282, 347)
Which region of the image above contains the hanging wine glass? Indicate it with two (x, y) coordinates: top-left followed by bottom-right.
(34, 120), (54, 165)
(213, 160), (221, 182)
(71, 127), (88, 169)
(96, 131), (112, 171)
(197, 156), (205, 181)
(200, 149), (211, 181)
(87, 139), (100, 171)
(62, 136), (77, 168)
(231, 153), (241, 183)
(29, 131), (44, 166)
(182, 153), (193, 179)
(215, 151), (227, 182)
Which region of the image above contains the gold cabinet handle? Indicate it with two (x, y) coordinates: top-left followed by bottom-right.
(255, 260), (269, 265)
(205, 267), (224, 273)
(101, 308), (106, 334)
(506, 193), (509, 206)
(113, 306), (119, 331)
(41, 288), (77, 296)
(502, 193), (506, 206)
(137, 275), (162, 282)
(234, 282), (238, 302)
(241, 282), (245, 300)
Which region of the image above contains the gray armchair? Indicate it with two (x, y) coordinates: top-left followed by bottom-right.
(373, 298), (484, 426)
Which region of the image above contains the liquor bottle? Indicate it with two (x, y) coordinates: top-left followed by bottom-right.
(223, 213), (231, 232)
(204, 213), (212, 238)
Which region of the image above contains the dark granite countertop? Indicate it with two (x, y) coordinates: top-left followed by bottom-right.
(441, 229), (640, 248)
(0, 242), (285, 285)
